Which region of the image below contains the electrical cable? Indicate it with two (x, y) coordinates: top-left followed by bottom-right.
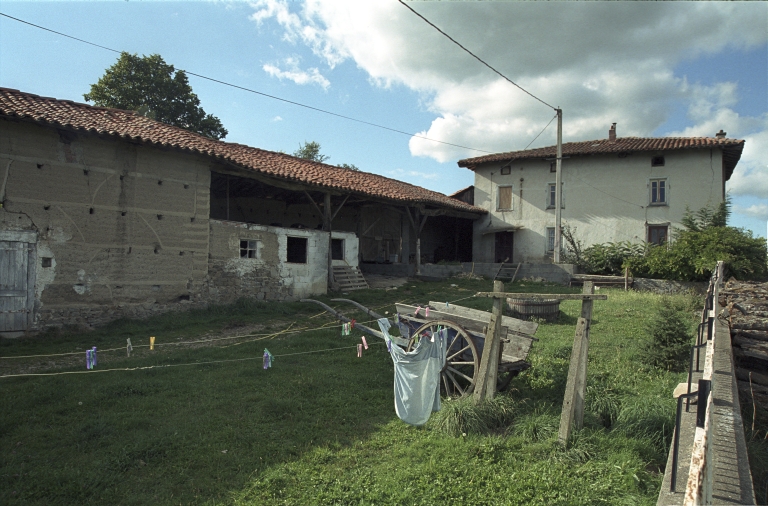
(523, 114), (558, 151)
(398, 0), (556, 111)
(0, 12), (493, 155)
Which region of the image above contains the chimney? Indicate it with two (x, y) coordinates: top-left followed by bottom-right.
(608, 123), (617, 142)
(715, 129), (726, 139)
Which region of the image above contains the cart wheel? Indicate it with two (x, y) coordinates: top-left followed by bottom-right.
(409, 320), (480, 398)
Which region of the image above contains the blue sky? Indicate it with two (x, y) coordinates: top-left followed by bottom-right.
(1, 1), (766, 238)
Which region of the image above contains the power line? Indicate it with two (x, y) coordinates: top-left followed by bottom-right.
(398, 0), (556, 111)
(523, 113), (557, 151)
(0, 12), (493, 155)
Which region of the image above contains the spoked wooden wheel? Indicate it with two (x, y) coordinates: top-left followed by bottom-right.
(409, 320), (480, 398)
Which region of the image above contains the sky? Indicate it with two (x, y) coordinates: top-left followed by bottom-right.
(1, 0), (766, 238)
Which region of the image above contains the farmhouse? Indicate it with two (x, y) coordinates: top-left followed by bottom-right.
(0, 88), (485, 333)
(458, 124), (745, 263)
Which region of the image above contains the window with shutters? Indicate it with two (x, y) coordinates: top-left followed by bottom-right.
(497, 185), (513, 211)
(546, 183), (564, 209)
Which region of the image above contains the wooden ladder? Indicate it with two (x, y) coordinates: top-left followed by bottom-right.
(332, 265), (370, 291)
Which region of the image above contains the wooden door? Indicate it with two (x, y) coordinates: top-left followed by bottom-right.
(0, 240), (35, 331)
(494, 232), (514, 263)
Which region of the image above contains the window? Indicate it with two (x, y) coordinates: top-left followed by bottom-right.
(546, 183), (564, 209)
(500, 166), (511, 175)
(650, 178), (667, 205)
(550, 162), (557, 173)
(651, 156), (665, 167)
(240, 240), (260, 259)
(286, 236), (308, 263)
(546, 227), (555, 252)
(331, 238), (344, 260)
(648, 225), (668, 246)
(41, 257), (52, 268)
(497, 185), (513, 210)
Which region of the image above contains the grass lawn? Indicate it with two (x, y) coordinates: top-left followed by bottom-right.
(0, 278), (695, 505)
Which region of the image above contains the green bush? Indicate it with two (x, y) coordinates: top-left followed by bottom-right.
(565, 199), (768, 281)
(640, 298), (693, 371)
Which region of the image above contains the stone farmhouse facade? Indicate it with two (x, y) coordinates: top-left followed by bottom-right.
(458, 125), (745, 263)
(0, 88), (484, 333)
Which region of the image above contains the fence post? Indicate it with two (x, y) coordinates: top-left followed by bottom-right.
(558, 281), (595, 445)
(474, 280), (504, 403)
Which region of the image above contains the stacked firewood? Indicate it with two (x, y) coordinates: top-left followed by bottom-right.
(721, 280), (768, 407)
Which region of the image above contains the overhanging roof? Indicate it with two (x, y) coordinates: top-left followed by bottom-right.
(0, 87), (487, 216)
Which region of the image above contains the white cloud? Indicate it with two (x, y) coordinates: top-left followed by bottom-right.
(262, 57), (330, 89)
(271, 115), (283, 122)
(252, 1), (767, 180)
(733, 203), (768, 220)
(388, 168), (439, 181)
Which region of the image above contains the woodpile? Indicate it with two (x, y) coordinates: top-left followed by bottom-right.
(721, 280), (768, 407)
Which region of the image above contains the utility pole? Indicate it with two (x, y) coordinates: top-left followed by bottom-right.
(554, 108), (563, 263)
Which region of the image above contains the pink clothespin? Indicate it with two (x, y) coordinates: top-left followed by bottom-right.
(425, 307), (430, 317)
(357, 344), (362, 358)
(415, 305), (421, 316)
(361, 336), (368, 350)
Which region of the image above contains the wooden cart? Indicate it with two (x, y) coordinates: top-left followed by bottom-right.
(302, 298), (539, 397)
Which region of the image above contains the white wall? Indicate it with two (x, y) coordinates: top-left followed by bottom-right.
(472, 148), (726, 263)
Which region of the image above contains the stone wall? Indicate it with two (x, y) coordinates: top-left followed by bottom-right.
(633, 277), (708, 295)
(360, 262), (576, 285)
(1, 118), (211, 330)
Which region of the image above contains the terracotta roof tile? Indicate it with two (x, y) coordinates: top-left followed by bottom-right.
(458, 135), (745, 180)
(0, 88), (485, 215)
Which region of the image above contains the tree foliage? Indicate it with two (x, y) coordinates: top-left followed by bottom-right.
(641, 298), (693, 371)
(293, 141), (330, 163)
(564, 199), (768, 281)
(84, 52), (227, 140)
(293, 141), (359, 170)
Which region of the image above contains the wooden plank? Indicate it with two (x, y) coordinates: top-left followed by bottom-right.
(474, 280), (504, 402)
(558, 317), (588, 445)
(475, 292), (607, 300)
(558, 282), (594, 445)
(430, 301), (538, 336)
(572, 282), (594, 430)
(397, 303), (487, 335)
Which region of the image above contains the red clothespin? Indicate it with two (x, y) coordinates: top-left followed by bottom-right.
(350, 319), (356, 329)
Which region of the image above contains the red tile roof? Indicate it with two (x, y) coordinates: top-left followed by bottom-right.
(458, 136), (745, 181)
(0, 88), (485, 215)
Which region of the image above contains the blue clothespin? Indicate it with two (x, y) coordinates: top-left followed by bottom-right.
(86, 349), (92, 370)
(263, 348), (274, 369)
(91, 347), (97, 368)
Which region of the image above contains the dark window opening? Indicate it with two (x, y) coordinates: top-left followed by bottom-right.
(500, 166), (511, 175)
(287, 236), (308, 264)
(651, 156), (665, 167)
(550, 162), (557, 172)
(331, 239), (344, 260)
(240, 240), (259, 259)
(648, 225), (668, 246)
(41, 257), (52, 268)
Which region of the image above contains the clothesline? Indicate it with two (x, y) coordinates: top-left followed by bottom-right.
(0, 341), (387, 379)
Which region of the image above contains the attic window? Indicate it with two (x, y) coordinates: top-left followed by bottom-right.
(651, 156), (665, 167)
(500, 166), (511, 175)
(550, 162), (556, 173)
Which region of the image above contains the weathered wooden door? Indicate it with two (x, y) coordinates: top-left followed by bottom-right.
(0, 234), (36, 332)
(494, 232), (514, 263)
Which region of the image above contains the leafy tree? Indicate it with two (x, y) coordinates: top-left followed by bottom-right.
(84, 52), (227, 140)
(293, 141), (359, 170)
(293, 141), (329, 163)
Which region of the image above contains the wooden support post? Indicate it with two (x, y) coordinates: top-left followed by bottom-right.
(324, 193), (333, 289)
(624, 267), (629, 291)
(474, 280), (504, 403)
(558, 281), (594, 445)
